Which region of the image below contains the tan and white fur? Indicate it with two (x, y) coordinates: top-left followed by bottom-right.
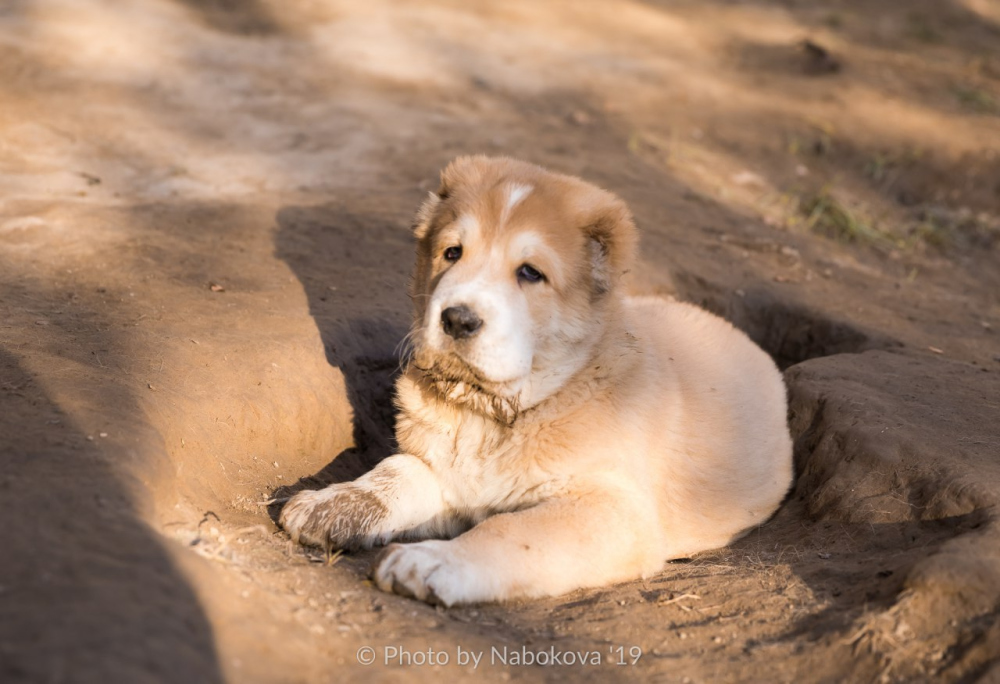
(280, 156), (793, 606)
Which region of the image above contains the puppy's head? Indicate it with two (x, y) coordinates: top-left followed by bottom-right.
(406, 156), (637, 423)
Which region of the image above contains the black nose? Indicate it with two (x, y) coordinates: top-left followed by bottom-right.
(441, 305), (483, 340)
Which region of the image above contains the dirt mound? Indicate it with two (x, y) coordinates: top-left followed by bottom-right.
(787, 351), (1000, 681)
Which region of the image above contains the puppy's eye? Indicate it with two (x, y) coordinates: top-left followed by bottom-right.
(443, 245), (462, 262)
(516, 263), (545, 283)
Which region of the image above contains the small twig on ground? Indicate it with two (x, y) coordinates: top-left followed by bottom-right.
(660, 593), (702, 606)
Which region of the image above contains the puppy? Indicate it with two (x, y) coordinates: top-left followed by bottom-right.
(280, 156), (793, 606)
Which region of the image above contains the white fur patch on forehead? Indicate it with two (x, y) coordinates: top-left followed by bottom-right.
(505, 183), (533, 213)
(497, 183), (533, 229)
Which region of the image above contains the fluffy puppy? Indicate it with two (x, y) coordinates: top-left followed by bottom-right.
(280, 156), (793, 606)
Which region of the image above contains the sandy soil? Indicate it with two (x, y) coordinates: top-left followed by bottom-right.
(2, 1), (999, 682)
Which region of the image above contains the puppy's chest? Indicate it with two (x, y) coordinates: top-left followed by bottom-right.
(403, 415), (557, 513)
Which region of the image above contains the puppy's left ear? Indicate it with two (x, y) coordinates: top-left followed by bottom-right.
(579, 190), (637, 295)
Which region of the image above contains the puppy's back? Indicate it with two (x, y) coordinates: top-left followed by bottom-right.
(623, 296), (793, 557)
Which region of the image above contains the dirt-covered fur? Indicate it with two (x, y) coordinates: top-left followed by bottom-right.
(280, 156), (793, 605)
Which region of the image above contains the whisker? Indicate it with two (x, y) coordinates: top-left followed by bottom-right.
(393, 327), (421, 374)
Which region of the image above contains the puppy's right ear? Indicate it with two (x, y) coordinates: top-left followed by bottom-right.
(414, 156), (489, 238)
(412, 160), (466, 239)
(412, 190), (442, 240)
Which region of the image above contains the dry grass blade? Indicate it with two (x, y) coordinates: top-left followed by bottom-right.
(256, 496), (291, 505)
(803, 190), (892, 246)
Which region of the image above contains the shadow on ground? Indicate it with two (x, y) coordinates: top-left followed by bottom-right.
(0, 348), (223, 683)
(267, 203), (415, 516)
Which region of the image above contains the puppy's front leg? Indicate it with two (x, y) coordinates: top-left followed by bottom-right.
(279, 454), (452, 551)
(372, 482), (660, 605)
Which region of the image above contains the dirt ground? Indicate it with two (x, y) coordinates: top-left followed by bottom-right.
(2, 1), (999, 682)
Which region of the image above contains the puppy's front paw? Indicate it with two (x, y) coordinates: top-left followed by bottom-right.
(279, 485), (390, 551)
(372, 541), (490, 607)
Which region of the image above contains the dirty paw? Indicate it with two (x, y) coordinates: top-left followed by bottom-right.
(279, 485), (389, 551)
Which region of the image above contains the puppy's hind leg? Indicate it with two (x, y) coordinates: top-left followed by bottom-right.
(372, 480), (662, 605)
(279, 454), (456, 551)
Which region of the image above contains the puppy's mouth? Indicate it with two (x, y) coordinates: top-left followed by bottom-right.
(415, 351), (507, 399)
(410, 349), (521, 426)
